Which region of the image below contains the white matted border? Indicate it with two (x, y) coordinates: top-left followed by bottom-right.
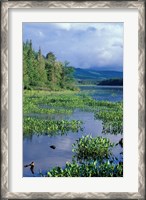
(1, 1), (145, 199)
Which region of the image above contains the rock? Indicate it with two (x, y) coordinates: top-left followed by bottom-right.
(119, 138), (123, 147)
(50, 145), (56, 149)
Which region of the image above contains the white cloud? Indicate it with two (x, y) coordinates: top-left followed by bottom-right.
(38, 31), (44, 37)
(54, 23), (72, 30)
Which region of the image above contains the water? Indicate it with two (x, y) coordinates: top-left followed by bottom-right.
(79, 86), (123, 102)
(23, 86), (123, 177)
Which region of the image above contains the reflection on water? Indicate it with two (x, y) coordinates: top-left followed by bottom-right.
(79, 86), (123, 102)
(23, 86), (123, 177)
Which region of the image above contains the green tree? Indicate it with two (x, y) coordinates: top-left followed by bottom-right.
(46, 52), (62, 90)
(27, 40), (40, 86)
(23, 41), (31, 89)
(36, 47), (48, 87)
(45, 52), (55, 83)
(61, 61), (76, 90)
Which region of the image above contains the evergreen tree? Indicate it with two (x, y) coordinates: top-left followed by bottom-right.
(26, 40), (40, 87)
(45, 52), (57, 90)
(23, 41), (30, 89)
(23, 40), (77, 91)
(37, 47), (48, 87)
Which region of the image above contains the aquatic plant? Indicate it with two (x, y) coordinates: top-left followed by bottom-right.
(24, 90), (123, 115)
(95, 103), (123, 135)
(47, 160), (123, 177)
(23, 117), (83, 136)
(23, 90), (123, 139)
(23, 97), (73, 115)
(72, 135), (114, 162)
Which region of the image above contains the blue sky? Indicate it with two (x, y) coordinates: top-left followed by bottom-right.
(23, 23), (123, 71)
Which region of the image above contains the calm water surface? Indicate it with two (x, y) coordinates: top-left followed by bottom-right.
(79, 85), (123, 102)
(23, 86), (123, 177)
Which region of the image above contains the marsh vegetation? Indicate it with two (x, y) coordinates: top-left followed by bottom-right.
(23, 89), (123, 177)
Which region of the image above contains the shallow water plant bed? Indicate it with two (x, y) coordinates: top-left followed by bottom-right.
(95, 104), (123, 135)
(47, 160), (123, 177)
(24, 90), (123, 115)
(24, 117), (83, 135)
(23, 98), (73, 115)
(72, 135), (114, 162)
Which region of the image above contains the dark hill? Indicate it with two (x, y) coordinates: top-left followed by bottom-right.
(98, 78), (123, 86)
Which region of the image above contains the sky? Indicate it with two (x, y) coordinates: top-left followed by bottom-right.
(23, 23), (123, 71)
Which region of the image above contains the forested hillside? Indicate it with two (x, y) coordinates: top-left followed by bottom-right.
(23, 40), (76, 91)
(74, 68), (123, 85)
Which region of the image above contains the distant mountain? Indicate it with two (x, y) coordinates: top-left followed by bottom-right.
(90, 66), (123, 72)
(74, 68), (123, 81)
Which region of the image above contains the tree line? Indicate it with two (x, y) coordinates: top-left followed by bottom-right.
(98, 78), (123, 86)
(23, 40), (76, 90)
